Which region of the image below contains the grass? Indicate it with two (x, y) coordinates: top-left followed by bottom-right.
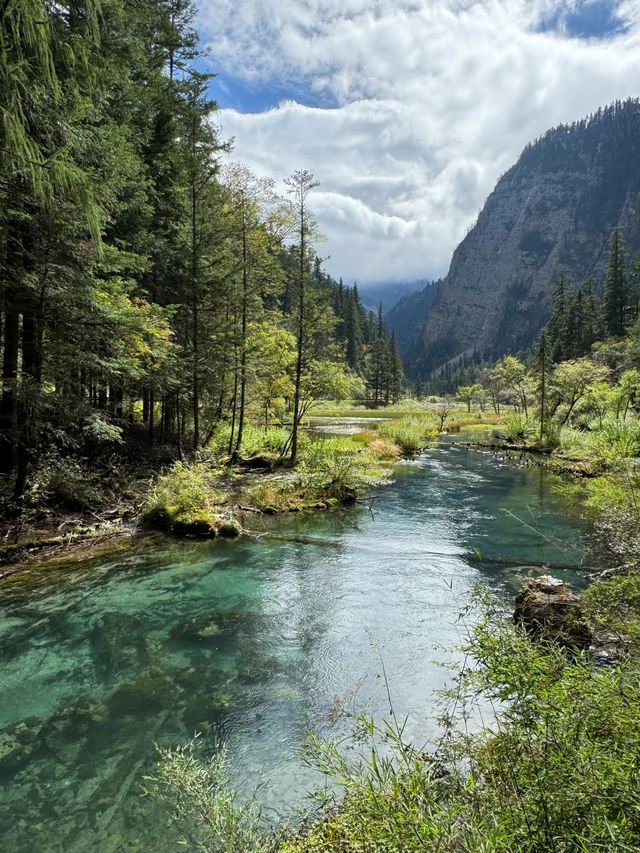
(143, 462), (227, 535)
(376, 415), (439, 454)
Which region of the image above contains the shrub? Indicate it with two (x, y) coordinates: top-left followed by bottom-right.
(377, 416), (437, 455)
(501, 413), (538, 445)
(590, 415), (640, 463)
(209, 425), (302, 461)
(27, 452), (104, 510)
(144, 462), (225, 530)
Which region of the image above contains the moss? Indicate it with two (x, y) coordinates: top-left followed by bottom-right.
(216, 519), (242, 538)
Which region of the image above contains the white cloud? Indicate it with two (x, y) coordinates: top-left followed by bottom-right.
(200, 0), (640, 284)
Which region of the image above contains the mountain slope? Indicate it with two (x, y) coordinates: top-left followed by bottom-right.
(385, 280), (441, 355)
(412, 99), (640, 377)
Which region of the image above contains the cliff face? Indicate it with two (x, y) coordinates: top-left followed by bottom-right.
(385, 280), (440, 356)
(413, 99), (640, 377)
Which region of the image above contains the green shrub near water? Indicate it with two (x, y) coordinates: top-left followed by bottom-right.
(144, 462), (226, 531)
(377, 416), (437, 455)
(209, 425), (305, 460)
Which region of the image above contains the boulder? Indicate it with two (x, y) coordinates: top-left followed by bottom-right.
(216, 518), (241, 538)
(513, 575), (592, 649)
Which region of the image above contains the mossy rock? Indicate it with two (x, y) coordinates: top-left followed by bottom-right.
(172, 517), (216, 537)
(216, 519), (241, 538)
(108, 673), (173, 717)
(48, 697), (109, 735)
(142, 506), (172, 530)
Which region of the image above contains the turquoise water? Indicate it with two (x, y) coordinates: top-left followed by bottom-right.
(0, 445), (593, 851)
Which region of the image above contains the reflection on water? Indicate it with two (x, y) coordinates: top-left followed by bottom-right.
(0, 445), (592, 851)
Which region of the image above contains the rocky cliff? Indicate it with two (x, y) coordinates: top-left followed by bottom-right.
(412, 99), (640, 377)
(385, 280), (440, 356)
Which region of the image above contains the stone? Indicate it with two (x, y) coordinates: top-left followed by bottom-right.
(108, 673), (172, 717)
(216, 519), (241, 538)
(171, 517), (216, 537)
(513, 575), (592, 649)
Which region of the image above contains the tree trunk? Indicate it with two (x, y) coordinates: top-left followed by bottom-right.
(235, 211), (248, 455)
(0, 306), (19, 474)
(13, 308), (38, 502)
(290, 214), (305, 465)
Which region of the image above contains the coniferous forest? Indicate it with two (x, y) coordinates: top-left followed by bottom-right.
(0, 0), (404, 516)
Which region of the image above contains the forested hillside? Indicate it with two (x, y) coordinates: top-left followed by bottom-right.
(0, 0), (402, 514)
(385, 279), (441, 356)
(410, 99), (640, 378)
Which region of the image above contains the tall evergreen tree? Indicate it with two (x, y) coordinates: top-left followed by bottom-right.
(604, 228), (626, 337)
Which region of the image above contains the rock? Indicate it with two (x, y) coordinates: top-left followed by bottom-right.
(108, 673), (172, 717)
(89, 611), (148, 677)
(169, 610), (255, 645)
(589, 631), (632, 665)
(216, 519), (241, 538)
(171, 517), (216, 537)
(513, 575), (592, 649)
(0, 732), (25, 769)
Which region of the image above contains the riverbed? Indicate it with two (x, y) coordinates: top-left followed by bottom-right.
(0, 444), (593, 851)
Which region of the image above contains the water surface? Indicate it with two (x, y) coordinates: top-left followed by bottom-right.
(0, 445), (592, 851)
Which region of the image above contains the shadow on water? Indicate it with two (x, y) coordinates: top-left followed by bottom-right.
(0, 443), (596, 851)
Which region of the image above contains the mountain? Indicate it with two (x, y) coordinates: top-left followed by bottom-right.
(411, 98), (640, 378)
(357, 280), (427, 312)
(385, 280), (441, 355)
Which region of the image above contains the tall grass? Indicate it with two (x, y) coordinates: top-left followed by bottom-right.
(377, 416), (437, 455)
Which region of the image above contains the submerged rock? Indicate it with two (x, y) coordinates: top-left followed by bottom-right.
(513, 575), (592, 649)
(108, 673), (172, 717)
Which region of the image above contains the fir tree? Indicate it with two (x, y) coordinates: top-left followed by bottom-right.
(604, 228), (626, 337)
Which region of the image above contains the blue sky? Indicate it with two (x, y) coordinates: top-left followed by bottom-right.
(197, 0), (640, 285)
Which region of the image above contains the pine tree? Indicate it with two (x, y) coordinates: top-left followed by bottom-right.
(604, 228), (626, 337)
(344, 288), (364, 372)
(533, 330), (553, 442)
(388, 330), (404, 403)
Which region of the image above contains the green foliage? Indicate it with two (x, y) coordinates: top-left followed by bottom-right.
(26, 452), (103, 510)
(144, 462), (224, 530)
(377, 415), (437, 455)
(591, 416), (640, 462)
(210, 425), (294, 460)
(501, 413), (538, 445)
(144, 740), (278, 853)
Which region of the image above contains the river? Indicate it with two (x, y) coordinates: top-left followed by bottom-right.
(0, 443), (593, 851)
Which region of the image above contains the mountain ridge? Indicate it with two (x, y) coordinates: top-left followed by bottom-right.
(409, 98), (640, 377)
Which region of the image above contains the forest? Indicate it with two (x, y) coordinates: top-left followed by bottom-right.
(0, 0), (403, 523)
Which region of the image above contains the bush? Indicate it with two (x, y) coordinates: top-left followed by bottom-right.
(377, 416), (437, 455)
(501, 413), (538, 445)
(144, 462), (225, 531)
(27, 452), (104, 510)
(590, 415), (640, 463)
(209, 425), (300, 461)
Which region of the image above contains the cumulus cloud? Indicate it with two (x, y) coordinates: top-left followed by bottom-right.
(199, 0), (640, 284)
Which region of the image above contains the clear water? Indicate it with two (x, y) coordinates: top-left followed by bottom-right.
(0, 445), (592, 851)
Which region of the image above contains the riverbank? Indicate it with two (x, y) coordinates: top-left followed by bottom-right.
(0, 414), (447, 572)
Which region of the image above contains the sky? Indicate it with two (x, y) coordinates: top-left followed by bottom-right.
(196, 0), (640, 287)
